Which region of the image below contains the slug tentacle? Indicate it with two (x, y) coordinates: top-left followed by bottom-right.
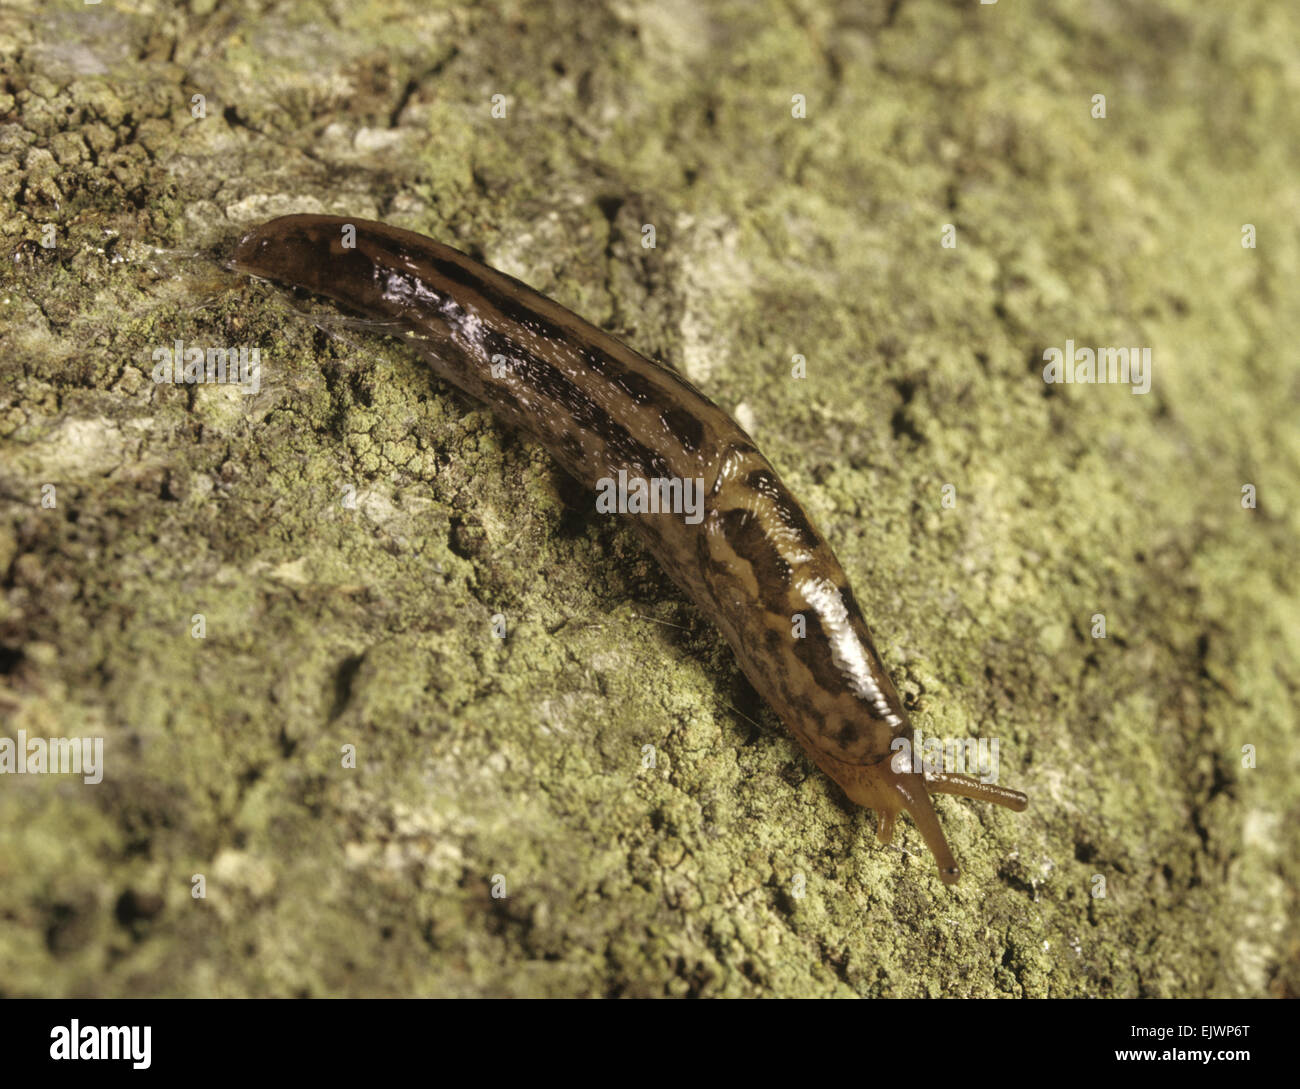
(890, 771), (962, 885)
(232, 213), (1029, 885)
(926, 771), (1030, 812)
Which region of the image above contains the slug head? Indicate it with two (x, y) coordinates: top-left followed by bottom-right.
(812, 744), (1028, 885)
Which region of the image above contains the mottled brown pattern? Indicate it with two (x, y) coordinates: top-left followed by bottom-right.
(232, 214), (1027, 883)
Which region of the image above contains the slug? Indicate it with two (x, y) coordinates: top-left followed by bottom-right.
(232, 214), (1028, 884)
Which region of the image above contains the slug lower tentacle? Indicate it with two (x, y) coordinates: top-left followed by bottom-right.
(232, 213), (1028, 884)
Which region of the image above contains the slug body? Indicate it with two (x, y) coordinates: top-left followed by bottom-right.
(233, 214), (1027, 883)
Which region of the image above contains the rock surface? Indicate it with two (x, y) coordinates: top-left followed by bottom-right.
(0, 0), (1296, 997)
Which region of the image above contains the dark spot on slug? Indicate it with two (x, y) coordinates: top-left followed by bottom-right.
(714, 506), (792, 613)
(611, 368), (659, 406)
(663, 405), (705, 452)
(828, 716), (866, 751)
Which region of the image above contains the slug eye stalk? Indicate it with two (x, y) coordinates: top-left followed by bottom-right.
(926, 771), (1030, 812)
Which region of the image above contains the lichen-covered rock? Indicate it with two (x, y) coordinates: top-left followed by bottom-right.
(0, 0), (1296, 997)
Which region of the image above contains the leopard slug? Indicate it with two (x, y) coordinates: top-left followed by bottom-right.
(232, 214), (1028, 884)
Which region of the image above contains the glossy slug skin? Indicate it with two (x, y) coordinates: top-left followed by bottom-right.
(233, 214), (1028, 883)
